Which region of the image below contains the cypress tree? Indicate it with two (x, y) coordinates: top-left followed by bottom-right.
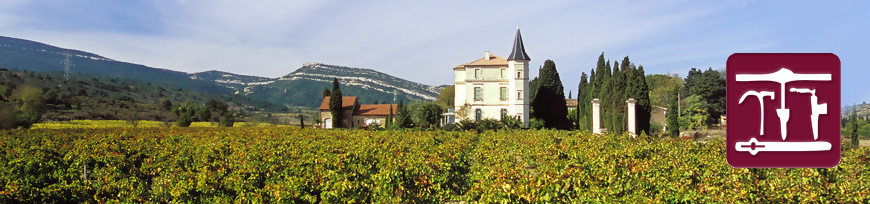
(851, 108), (860, 146)
(668, 87), (680, 138)
(396, 100), (411, 128)
(578, 72), (589, 130)
(636, 65), (652, 134)
(329, 78), (343, 128)
(387, 105), (393, 126)
(531, 59), (569, 129)
(609, 59), (626, 134)
(588, 69), (596, 130)
(625, 62), (638, 133)
(601, 61), (615, 131)
(322, 88), (331, 98)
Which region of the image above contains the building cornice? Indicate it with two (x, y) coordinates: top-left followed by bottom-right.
(465, 79), (509, 83)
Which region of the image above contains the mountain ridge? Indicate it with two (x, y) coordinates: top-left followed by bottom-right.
(0, 35), (443, 109)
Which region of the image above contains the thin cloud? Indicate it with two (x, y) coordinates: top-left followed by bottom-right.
(2, 0), (867, 104)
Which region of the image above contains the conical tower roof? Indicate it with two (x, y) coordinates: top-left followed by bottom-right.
(507, 28), (531, 61)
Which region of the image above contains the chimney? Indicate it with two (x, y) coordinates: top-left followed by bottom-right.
(484, 51), (490, 60)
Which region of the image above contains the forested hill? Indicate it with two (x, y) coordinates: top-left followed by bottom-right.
(0, 69), (287, 121)
(0, 36), (232, 93)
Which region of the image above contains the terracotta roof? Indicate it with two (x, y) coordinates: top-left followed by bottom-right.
(356, 104), (398, 116)
(454, 54), (509, 69)
(507, 28), (531, 61)
(566, 99), (578, 107)
(318, 96), (358, 110)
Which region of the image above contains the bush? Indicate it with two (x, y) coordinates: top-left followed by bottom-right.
(175, 110), (193, 127)
(649, 121), (663, 136)
(529, 118), (545, 129)
(501, 115), (522, 129)
(441, 123), (459, 131)
(476, 118), (502, 132)
(458, 119), (476, 131)
(218, 113), (234, 127)
(365, 121), (382, 131)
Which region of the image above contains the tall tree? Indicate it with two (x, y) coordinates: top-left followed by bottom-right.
(683, 68), (726, 125)
(385, 105), (393, 127)
(329, 78), (343, 128)
(436, 85), (455, 109)
(635, 65), (652, 134)
(322, 88), (331, 98)
(851, 108), (860, 146)
(668, 87), (680, 137)
(608, 58), (627, 134)
(414, 102), (443, 129)
(531, 60), (569, 129)
(588, 69), (596, 130)
(577, 72), (589, 130)
(395, 100), (412, 128)
(646, 73), (683, 107)
(601, 61), (614, 131)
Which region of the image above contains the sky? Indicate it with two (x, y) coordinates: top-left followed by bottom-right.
(1, 0), (868, 105)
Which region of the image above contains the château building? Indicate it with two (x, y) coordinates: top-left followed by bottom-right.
(453, 28), (530, 127)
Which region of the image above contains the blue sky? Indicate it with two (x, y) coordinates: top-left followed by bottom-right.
(0, 0), (868, 105)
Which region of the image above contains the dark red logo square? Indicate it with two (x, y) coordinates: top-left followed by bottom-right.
(726, 53), (840, 168)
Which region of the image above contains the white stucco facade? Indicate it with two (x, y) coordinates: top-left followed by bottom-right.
(453, 29), (531, 127)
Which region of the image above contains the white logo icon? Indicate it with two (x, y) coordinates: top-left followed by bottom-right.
(734, 68), (831, 155)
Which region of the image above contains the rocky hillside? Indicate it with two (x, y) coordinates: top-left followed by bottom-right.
(189, 70), (275, 93)
(242, 63), (441, 108)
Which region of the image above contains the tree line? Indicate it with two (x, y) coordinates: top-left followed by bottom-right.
(528, 53), (726, 137)
(528, 54), (651, 135)
(326, 78), (444, 130)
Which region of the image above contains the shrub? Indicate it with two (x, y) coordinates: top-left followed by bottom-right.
(529, 118), (545, 129)
(441, 123), (459, 131)
(476, 118), (502, 132)
(458, 119), (476, 131)
(501, 115), (522, 129)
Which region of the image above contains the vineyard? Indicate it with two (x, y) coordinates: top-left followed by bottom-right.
(1, 127), (869, 203)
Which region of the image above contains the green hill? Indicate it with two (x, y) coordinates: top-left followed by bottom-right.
(0, 69), (287, 122)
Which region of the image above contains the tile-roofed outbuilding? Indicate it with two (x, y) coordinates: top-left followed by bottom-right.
(318, 96), (358, 110)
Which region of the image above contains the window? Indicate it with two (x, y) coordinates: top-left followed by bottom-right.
(474, 87), (482, 101)
(517, 90), (523, 100)
(517, 113), (523, 123)
(501, 69), (507, 79)
(500, 109), (507, 120)
(475, 109), (482, 122)
(475, 69), (481, 79)
(517, 71), (522, 78)
(500, 87), (508, 101)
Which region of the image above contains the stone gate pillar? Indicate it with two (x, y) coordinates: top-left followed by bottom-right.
(592, 98), (601, 134)
(627, 98), (636, 137)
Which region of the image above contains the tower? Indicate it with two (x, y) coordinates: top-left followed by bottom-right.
(507, 28), (530, 127)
